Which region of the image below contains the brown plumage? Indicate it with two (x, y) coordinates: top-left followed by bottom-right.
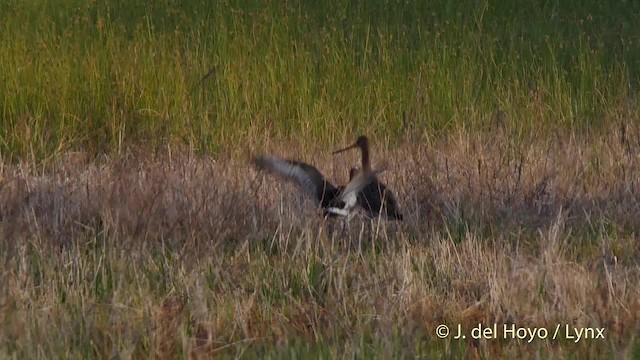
(333, 136), (403, 220)
(253, 154), (382, 218)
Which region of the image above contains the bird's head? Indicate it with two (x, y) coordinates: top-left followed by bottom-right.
(332, 135), (369, 154)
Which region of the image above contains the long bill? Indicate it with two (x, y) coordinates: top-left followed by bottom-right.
(332, 142), (358, 154)
(333, 139), (371, 171)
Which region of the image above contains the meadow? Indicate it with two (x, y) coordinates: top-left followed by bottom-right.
(1, 0), (640, 358)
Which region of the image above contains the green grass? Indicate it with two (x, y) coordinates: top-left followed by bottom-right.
(1, 0), (639, 161)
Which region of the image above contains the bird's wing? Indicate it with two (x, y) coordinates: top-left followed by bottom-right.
(338, 168), (385, 210)
(253, 155), (337, 205)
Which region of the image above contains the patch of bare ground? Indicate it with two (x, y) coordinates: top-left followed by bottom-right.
(1, 125), (640, 357)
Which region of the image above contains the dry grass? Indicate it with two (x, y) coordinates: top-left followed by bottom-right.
(2, 125), (640, 358)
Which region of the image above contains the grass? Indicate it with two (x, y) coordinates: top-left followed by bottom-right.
(1, 0), (639, 160)
(1, 0), (640, 358)
(2, 125), (640, 358)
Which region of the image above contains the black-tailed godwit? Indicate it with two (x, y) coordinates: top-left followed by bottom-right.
(253, 154), (383, 219)
(333, 135), (403, 220)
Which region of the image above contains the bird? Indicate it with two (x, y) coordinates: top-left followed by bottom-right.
(333, 135), (403, 220)
(252, 154), (383, 219)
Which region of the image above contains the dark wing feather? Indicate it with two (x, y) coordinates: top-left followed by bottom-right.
(358, 180), (403, 220)
(253, 155), (340, 207)
(325, 168), (384, 216)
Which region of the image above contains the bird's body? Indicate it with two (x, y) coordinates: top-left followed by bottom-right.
(357, 178), (403, 220)
(253, 155), (378, 219)
(333, 136), (403, 220)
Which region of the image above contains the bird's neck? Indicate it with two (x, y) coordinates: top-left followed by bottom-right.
(361, 146), (371, 171)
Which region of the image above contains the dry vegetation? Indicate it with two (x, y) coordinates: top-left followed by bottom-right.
(2, 123), (640, 358)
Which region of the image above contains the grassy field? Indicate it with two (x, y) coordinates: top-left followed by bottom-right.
(1, 0), (639, 159)
(1, 0), (640, 358)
